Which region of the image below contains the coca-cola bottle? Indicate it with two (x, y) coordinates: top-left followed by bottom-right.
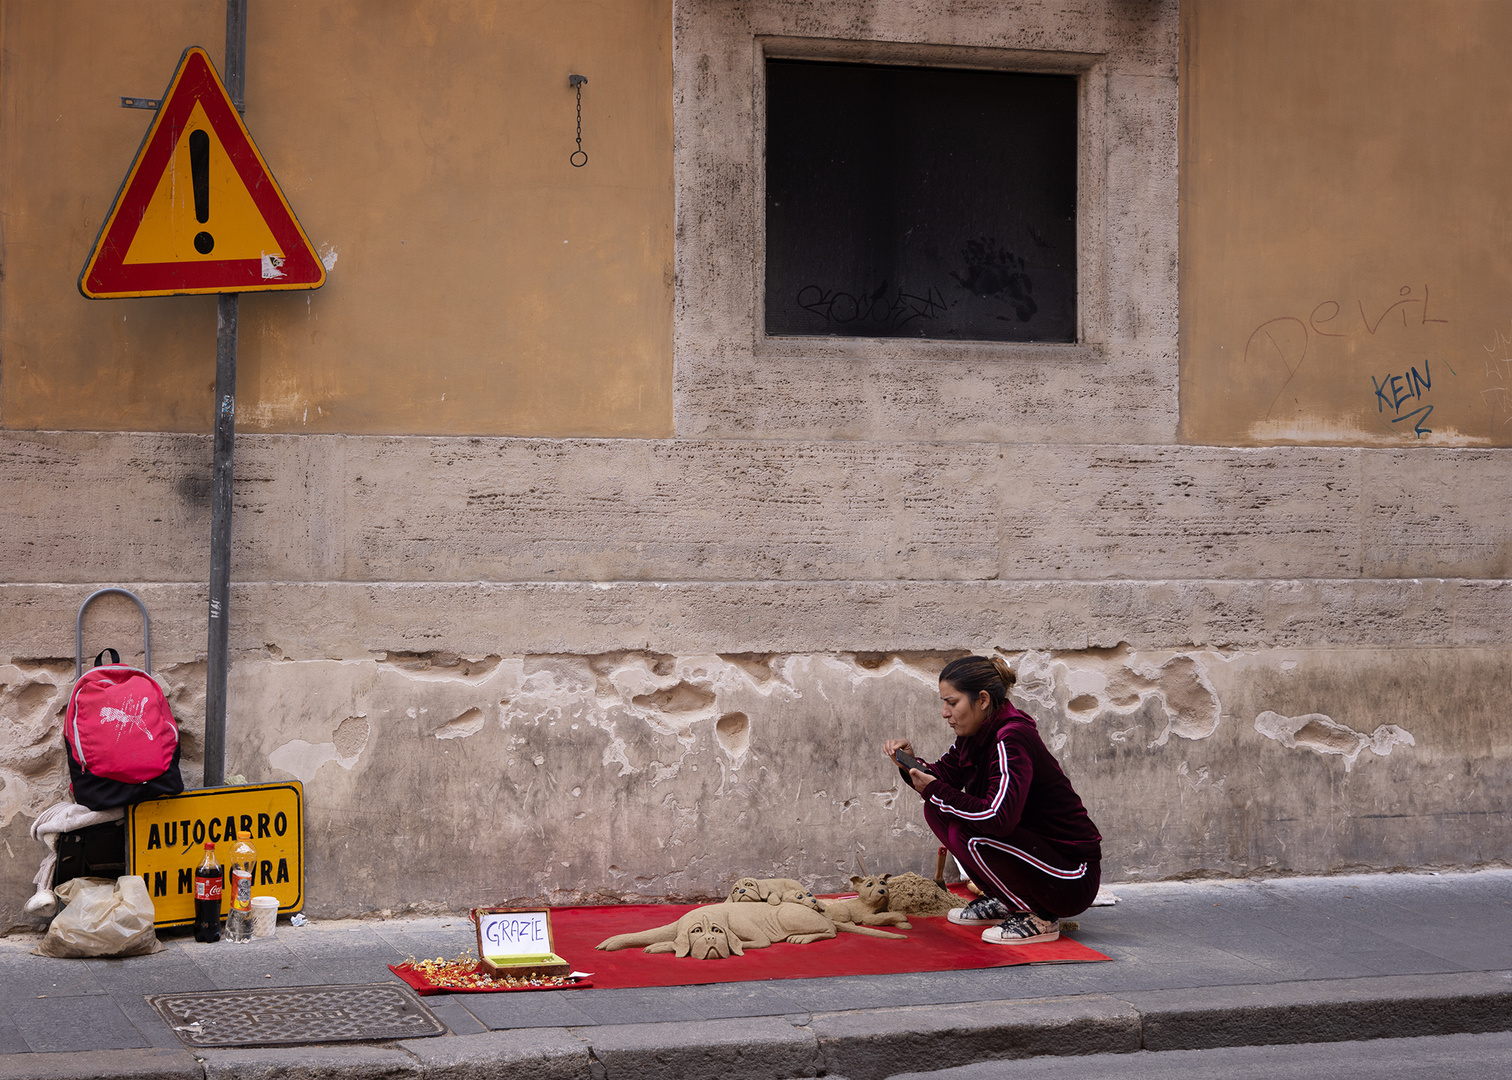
(193, 842), (223, 943)
(224, 835), (257, 943)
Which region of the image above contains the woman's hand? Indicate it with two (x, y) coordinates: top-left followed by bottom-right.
(883, 738), (915, 764)
(884, 740), (933, 793)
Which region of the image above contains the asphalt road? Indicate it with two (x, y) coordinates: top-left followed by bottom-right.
(886, 1031), (1512, 1080)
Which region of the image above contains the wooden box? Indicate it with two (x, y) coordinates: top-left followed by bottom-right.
(471, 907), (571, 979)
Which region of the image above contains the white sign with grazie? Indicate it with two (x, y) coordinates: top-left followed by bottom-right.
(478, 909), (552, 959)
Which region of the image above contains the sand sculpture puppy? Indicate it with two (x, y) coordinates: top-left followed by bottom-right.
(727, 876), (805, 905)
(597, 901), (843, 957)
(793, 884), (910, 939)
(821, 874), (913, 930)
(778, 887), (823, 911)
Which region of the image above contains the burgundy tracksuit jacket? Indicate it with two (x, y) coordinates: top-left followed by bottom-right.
(911, 702), (1102, 920)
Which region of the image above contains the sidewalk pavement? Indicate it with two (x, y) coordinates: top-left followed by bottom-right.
(0, 869), (1508, 1080)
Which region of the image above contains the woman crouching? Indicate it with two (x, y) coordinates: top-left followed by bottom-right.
(883, 655), (1101, 944)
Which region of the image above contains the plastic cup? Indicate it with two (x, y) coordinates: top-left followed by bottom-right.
(250, 895), (279, 938)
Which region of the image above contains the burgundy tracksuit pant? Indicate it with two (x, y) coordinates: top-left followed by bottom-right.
(925, 798), (1100, 920)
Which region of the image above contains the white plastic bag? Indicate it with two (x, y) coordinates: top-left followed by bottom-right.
(35, 875), (163, 957)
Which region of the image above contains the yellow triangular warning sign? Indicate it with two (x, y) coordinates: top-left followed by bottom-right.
(124, 101), (283, 265)
(80, 47), (324, 298)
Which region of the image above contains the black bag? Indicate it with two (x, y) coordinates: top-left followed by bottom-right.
(51, 820), (127, 889)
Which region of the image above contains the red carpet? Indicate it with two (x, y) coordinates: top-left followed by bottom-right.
(543, 901), (1109, 990)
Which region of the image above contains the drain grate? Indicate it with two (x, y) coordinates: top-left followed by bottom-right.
(148, 983), (447, 1048)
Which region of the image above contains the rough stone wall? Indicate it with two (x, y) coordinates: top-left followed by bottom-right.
(2, 0), (1509, 927)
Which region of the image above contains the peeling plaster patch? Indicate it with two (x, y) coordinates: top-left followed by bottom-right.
(268, 739), (363, 784)
(837, 653), (942, 688)
(1013, 652), (1058, 713)
(1014, 647), (1223, 748)
(332, 715), (370, 759)
(714, 712), (750, 759)
(1140, 656), (1223, 746)
(1, 663), (99, 825)
(378, 652), (501, 682)
(434, 707), (485, 740)
(718, 654), (776, 684)
(270, 714), (371, 783)
(1177, 760), (1225, 793)
(1254, 711), (1416, 771)
(633, 682), (715, 714)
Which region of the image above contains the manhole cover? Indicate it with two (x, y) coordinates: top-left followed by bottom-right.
(147, 983), (447, 1048)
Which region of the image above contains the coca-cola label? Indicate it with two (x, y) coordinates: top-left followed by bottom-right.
(195, 875), (223, 902)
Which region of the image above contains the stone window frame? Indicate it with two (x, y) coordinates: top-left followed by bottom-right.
(752, 36), (1108, 364)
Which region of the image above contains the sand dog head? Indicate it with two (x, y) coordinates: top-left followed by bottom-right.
(727, 877), (764, 903)
(780, 887), (823, 911)
(851, 873), (891, 907)
(674, 909), (742, 958)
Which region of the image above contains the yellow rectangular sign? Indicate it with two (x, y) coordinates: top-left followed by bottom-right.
(127, 782), (303, 927)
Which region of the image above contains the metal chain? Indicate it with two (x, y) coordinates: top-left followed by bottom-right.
(570, 76), (587, 167)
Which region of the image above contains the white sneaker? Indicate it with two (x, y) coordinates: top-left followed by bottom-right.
(981, 912), (1060, 944)
(947, 895), (1010, 925)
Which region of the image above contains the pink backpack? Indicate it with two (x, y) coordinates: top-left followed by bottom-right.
(64, 590), (184, 810)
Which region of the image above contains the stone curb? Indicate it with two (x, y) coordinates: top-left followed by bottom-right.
(395, 1028), (589, 1080)
(808, 994), (1141, 1080)
(0, 1047), (204, 1080)
(0, 972), (1508, 1080)
(572, 1016), (820, 1080)
(1120, 970), (1512, 1051)
(197, 1046), (422, 1080)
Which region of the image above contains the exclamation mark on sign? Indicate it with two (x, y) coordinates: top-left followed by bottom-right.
(190, 129), (214, 255)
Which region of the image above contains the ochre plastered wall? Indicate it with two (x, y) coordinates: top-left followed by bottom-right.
(1180, 0), (1512, 447)
(0, 0), (672, 437)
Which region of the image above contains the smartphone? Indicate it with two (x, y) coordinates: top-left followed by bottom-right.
(893, 749), (933, 777)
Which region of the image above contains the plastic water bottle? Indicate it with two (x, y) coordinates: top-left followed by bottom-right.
(224, 835), (257, 943)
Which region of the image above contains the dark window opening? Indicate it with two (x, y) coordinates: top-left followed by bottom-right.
(765, 59), (1078, 343)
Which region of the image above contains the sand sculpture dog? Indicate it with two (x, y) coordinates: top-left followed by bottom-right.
(821, 874), (913, 930)
(727, 876), (805, 905)
(596, 902), (836, 957)
(596, 900), (905, 958)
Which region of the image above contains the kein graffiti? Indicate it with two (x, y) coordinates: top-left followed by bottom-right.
(1370, 360), (1435, 437)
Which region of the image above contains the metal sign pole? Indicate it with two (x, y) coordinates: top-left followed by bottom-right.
(205, 295), (236, 789)
(204, 0), (247, 789)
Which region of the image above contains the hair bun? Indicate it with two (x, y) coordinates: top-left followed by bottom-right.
(991, 655), (1016, 688)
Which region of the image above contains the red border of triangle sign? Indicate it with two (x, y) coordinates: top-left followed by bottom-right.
(79, 47), (324, 298)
